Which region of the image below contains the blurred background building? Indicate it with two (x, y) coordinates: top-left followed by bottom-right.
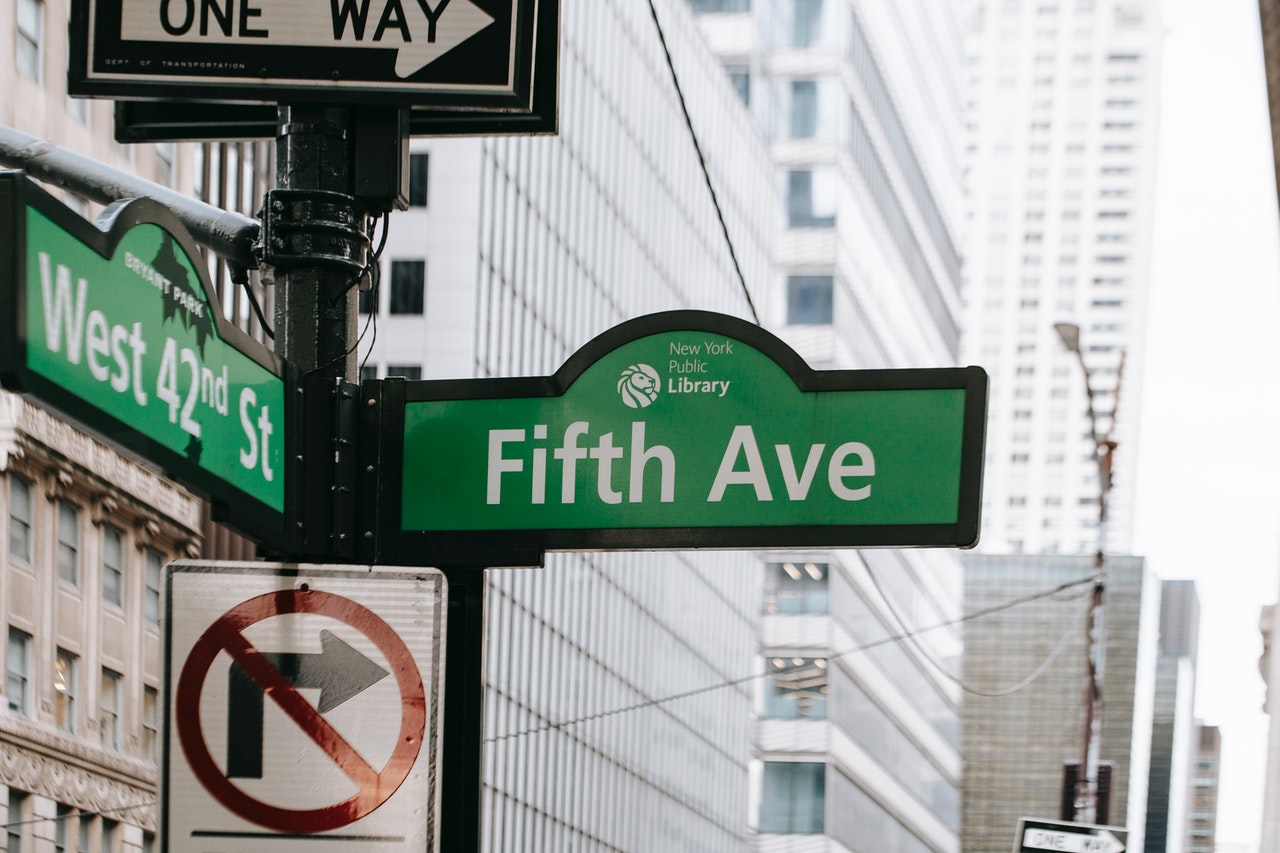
(961, 553), (1159, 851)
(959, 0), (1213, 849)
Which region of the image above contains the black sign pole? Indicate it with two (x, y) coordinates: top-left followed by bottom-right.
(263, 106), (366, 560)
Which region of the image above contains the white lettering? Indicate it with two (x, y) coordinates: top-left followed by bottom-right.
(629, 423), (675, 503)
(708, 425), (772, 502)
(486, 429), (525, 504)
(776, 443), (824, 500)
(85, 311), (111, 381)
(553, 421), (591, 503)
(39, 254), (88, 362)
(589, 432), (624, 504)
(828, 442), (874, 501)
(239, 387), (259, 471)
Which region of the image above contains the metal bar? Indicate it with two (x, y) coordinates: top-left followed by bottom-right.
(0, 124), (259, 270)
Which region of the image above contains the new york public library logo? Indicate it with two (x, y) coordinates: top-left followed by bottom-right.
(617, 364), (660, 409)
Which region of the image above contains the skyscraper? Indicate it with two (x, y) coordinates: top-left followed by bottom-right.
(365, 2), (776, 848)
(960, 0), (1164, 556)
(959, 1), (1170, 846)
(367, 0), (970, 847)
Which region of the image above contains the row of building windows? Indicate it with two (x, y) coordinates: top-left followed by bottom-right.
(5, 788), (152, 853)
(9, 479), (162, 619)
(5, 627), (159, 758)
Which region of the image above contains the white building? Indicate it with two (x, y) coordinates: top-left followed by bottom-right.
(960, 0), (1164, 556)
(685, 2), (970, 851)
(362, 1), (777, 849)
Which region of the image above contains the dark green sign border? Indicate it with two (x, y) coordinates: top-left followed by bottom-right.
(363, 311), (987, 568)
(0, 171), (297, 551)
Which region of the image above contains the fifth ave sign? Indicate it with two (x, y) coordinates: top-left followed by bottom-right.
(69, 0), (552, 108)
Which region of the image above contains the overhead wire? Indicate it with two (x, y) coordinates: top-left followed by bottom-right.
(646, 0), (761, 325)
(484, 574), (1096, 744)
(863, 562), (1090, 698)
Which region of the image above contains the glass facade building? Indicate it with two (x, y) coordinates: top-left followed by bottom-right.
(692, 1), (967, 850)
(962, 554), (1159, 852)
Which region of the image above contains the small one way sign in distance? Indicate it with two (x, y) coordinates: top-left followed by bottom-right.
(69, 0), (552, 109)
(1014, 818), (1127, 853)
(163, 563), (447, 852)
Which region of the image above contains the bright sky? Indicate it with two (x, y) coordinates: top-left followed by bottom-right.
(1133, 0), (1280, 850)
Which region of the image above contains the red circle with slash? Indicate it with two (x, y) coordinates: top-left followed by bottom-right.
(175, 588), (426, 833)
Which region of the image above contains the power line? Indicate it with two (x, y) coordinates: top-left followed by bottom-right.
(485, 574), (1096, 744)
(864, 561), (1090, 698)
(646, 0), (761, 325)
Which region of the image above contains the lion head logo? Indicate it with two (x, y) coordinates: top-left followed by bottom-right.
(617, 364), (660, 409)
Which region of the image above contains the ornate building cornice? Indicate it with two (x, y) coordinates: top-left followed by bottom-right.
(0, 391), (201, 537)
(0, 713), (157, 832)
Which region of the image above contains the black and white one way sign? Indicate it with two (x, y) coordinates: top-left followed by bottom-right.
(70, 0), (543, 106)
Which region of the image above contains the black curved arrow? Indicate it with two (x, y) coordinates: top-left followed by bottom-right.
(226, 630), (390, 779)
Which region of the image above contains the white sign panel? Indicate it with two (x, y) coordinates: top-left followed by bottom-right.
(1015, 818), (1127, 853)
(163, 562), (446, 852)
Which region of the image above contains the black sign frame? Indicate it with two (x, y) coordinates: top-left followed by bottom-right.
(0, 172), (299, 553)
(359, 311), (989, 568)
(69, 0), (558, 122)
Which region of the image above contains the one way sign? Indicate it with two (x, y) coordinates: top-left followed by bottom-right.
(1015, 818), (1127, 853)
(69, 0), (555, 109)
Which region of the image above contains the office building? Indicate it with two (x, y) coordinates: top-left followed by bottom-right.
(962, 553), (1159, 852)
(678, 1), (971, 850)
(1144, 580), (1200, 853)
(363, 1), (775, 848)
(960, 0), (1164, 556)
(1185, 723), (1220, 853)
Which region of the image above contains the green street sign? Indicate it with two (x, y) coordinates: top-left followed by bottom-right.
(367, 312), (987, 567)
(0, 172), (292, 548)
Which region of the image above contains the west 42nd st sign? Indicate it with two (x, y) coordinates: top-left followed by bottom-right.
(0, 172), (290, 548)
(369, 312), (988, 567)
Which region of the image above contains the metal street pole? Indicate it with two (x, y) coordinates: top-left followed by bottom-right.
(1054, 321), (1125, 825)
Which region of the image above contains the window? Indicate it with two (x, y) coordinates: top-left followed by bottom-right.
(7, 789), (27, 853)
(57, 501), (80, 585)
(17, 0), (43, 82)
(78, 813), (91, 853)
(9, 477), (32, 562)
(388, 260), (426, 314)
(793, 0), (825, 46)
(763, 561), (828, 614)
(102, 526), (124, 608)
(358, 283), (376, 315)
(408, 153), (429, 207)
(142, 686), (159, 762)
(386, 365), (422, 380)
(690, 0), (750, 10)
(102, 819), (117, 853)
(787, 276), (833, 325)
(360, 364), (379, 383)
(7, 629), (30, 715)
(145, 549), (163, 625)
(54, 803), (74, 853)
(758, 762), (825, 833)
(789, 81), (819, 138)
(100, 669), (121, 750)
(726, 65), (750, 105)
(55, 650), (77, 733)
(787, 170), (836, 228)
(763, 657), (828, 718)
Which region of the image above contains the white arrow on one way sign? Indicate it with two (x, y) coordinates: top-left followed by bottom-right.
(1023, 828), (1126, 853)
(120, 0), (495, 78)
